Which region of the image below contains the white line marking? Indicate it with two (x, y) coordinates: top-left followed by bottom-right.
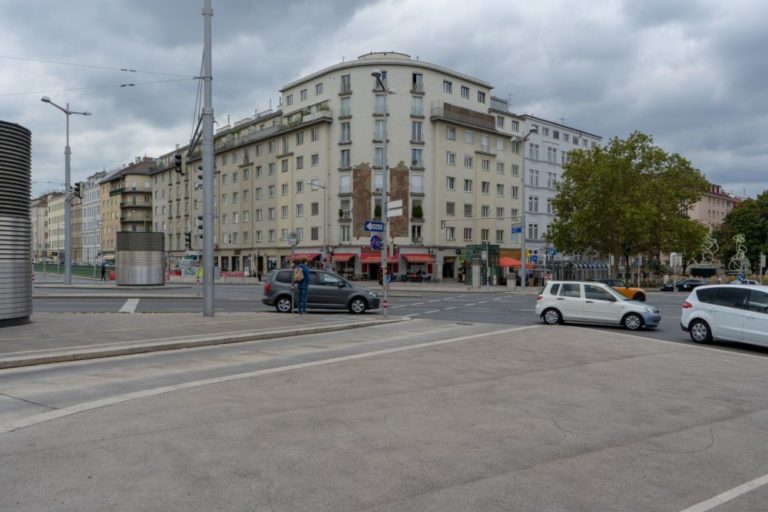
(679, 473), (768, 512)
(478, 300), (489, 304)
(464, 303), (476, 307)
(412, 302), (425, 306)
(0, 325), (539, 435)
(493, 297), (505, 301)
(444, 306), (457, 310)
(118, 298), (140, 314)
(424, 310), (440, 314)
(428, 299), (441, 303)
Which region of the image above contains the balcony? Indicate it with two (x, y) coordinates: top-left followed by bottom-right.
(120, 202), (151, 208)
(431, 102), (496, 131)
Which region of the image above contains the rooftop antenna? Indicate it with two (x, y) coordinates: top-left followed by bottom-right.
(560, 113), (566, 126)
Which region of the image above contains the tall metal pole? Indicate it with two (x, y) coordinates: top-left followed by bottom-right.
(519, 127), (537, 290)
(373, 71), (389, 319)
(202, 0), (215, 316)
(64, 109), (72, 285)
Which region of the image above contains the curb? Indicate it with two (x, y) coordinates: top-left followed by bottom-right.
(0, 317), (407, 370)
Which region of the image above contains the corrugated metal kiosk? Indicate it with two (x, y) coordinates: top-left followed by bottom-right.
(0, 121), (33, 326)
(116, 232), (165, 286)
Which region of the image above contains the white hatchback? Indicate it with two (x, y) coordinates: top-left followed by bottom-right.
(681, 284), (768, 346)
(535, 281), (661, 330)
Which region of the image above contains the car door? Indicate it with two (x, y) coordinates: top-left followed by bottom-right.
(312, 271), (348, 308)
(707, 287), (749, 342)
(743, 290), (768, 347)
(583, 284), (621, 323)
(556, 283), (584, 321)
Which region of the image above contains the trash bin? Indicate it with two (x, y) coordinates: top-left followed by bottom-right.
(507, 272), (517, 291)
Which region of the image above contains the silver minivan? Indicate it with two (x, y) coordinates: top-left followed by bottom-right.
(262, 269), (380, 314)
(681, 284), (768, 346)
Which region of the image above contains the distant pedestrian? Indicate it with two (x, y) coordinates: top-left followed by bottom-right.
(195, 266), (203, 284)
(295, 258), (310, 314)
(100, 261), (107, 281)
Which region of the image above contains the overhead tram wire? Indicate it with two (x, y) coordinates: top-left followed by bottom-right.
(0, 54), (195, 78)
(0, 77), (197, 97)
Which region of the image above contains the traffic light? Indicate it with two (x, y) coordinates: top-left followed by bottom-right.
(73, 182), (83, 199)
(184, 231), (192, 249)
(174, 153), (183, 174)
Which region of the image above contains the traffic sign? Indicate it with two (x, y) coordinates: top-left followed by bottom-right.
(531, 254), (539, 264)
(364, 220), (385, 232)
(511, 226), (523, 234)
(549, 246), (556, 256)
(287, 231), (300, 247)
(370, 235), (382, 250)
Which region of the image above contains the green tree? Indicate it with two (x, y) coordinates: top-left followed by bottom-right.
(548, 131), (708, 275)
(714, 191), (768, 272)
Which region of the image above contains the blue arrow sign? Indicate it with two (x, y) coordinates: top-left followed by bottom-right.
(549, 246), (556, 256)
(370, 235), (382, 250)
(511, 226), (523, 234)
(365, 220), (385, 232)
(531, 254), (539, 264)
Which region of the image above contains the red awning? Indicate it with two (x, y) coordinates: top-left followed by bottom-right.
(285, 252), (321, 262)
(333, 253), (356, 263)
(360, 253), (398, 263)
(499, 256), (521, 267)
(402, 253), (435, 264)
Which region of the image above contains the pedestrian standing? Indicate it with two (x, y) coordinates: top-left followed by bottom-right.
(100, 261), (107, 281)
(296, 258), (311, 314)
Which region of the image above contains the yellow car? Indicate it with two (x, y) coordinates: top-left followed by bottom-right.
(597, 279), (646, 301)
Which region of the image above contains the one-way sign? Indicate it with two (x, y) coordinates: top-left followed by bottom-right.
(364, 220), (385, 232)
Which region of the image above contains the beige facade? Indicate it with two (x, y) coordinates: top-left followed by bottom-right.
(687, 183), (737, 228)
(30, 195), (50, 261)
(47, 193), (65, 262)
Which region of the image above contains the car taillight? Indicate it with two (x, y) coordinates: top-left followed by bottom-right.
(263, 283), (271, 294)
(682, 301), (692, 309)
(536, 294), (543, 301)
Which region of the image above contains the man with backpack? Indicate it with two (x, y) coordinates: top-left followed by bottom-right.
(293, 258), (311, 314)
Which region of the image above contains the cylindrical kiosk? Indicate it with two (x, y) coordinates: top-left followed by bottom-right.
(0, 121), (33, 326)
(116, 232), (165, 286)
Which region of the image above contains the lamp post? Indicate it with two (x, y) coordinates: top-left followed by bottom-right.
(307, 179), (328, 269)
(41, 96), (91, 285)
(371, 68), (390, 319)
(517, 127), (538, 290)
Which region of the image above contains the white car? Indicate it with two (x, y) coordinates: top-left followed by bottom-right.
(535, 281), (661, 330)
(681, 284), (768, 346)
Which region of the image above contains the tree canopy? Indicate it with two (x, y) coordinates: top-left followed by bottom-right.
(548, 131), (709, 273)
(714, 191), (768, 272)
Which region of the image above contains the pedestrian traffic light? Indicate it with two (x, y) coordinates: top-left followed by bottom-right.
(73, 182), (83, 199)
(184, 231), (192, 249)
(174, 153), (183, 174)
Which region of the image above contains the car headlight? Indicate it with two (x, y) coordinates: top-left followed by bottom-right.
(368, 291), (378, 297)
(644, 307), (657, 314)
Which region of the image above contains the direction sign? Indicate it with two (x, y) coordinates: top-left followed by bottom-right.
(287, 231), (300, 247)
(364, 220), (385, 232)
(370, 235), (382, 250)
(531, 254), (539, 264)
(549, 246), (556, 256)
(511, 226), (523, 234)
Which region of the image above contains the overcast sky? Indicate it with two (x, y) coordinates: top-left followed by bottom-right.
(2, 0), (766, 198)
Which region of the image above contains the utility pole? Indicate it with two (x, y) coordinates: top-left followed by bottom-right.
(372, 69), (389, 319)
(201, 0), (215, 316)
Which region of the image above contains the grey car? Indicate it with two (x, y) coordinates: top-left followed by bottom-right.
(262, 269), (380, 314)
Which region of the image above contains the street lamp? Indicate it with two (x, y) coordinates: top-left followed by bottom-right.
(371, 68), (390, 319)
(515, 126), (538, 289)
(41, 96), (91, 285)
(307, 178), (328, 269)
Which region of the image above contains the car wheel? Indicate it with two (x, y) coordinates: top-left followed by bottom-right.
(349, 297), (368, 314)
(689, 319), (712, 343)
(542, 308), (562, 325)
(622, 313), (643, 331)
(275, 295), (293, 313)
(633, 292), (646, 301)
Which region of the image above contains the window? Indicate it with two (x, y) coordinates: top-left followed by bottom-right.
(496, 229), (504, 243)
(340, 74), (351, 93)
(446, 151), (456, 166)
(268, 230), (275, 242)
(281, 229), (288, 241)
(243, 210), (249, 222)
(530, 169), (540, 187)
(296, 204), (304, 217)
(496, 184), (505, 196)
(310, 202), (319, 216)
(373, 119), (385, 140)
(300, 88), (307, 101)
(543, 127), (550, 136)
(296, 131), (304, 145)
(464, 179), (473, 192)
(481, 181), (490, 194)
(268, 185), (275, 197)
(445, 226), (455, 241)
(233, 212), (239, 224)
(243, 168), (250, 180)
(309, 226), (318, 241)
(232, 191), (239, 204)
(511, 164), (519, 177)
(281, 159), (289, 173)
(411, 148), (423, 167)
(222, 174), (228, 186)
(464, 155), (473, 169)
(232, 172), (238, 184)
(255, 187), (262, 200)
(339, 97), (352, 118)
(511, 207), (519, 220)
(547, 147), (557, 163)
(315, 82), (323, 95)
(481, 228), (489, 242)
(256, 165), (262, 178)
(585, 285), (616, 302)
(340, 174), (351, 193)
(446, 201), (455, 216)
(340, 122), (351, 143)
(281, 205), (288, 218)
(446, 176), (456, 191)
(373, 95), (386, 115)
(374, 172), (384, 191)
(222, 193), (228, 205)
(281, 183), (289, 196)
(340, 224), (350, 242)
(374, 147), (384, 167)
(481, 159), (490, 171)
(443, 80), (453, 94)
(481, 205), (490, 217)
(311, 127), (319, 142)
(563, 133), (570, 142)
(268, 163), (276, 176)
(547, 172), (557, 189)
(462, 227), (472, 241)
(268, 141), (276, 153)
(464, 131), (473, 144)
(496, 207), (505, 219)
(496, 138), (505, 151)
(411, 121), (423, 142)
(528, 223), (539, 240)
(496, 116), (505, 129)
(411, 173), (423, 194)
(446, 126), (456, 140)
(529, 143), (540, 160)
(547, 198), (553, 214)
(553, 130), (559, 140)
(464, 203), (473, 218)
(411, 96), (423, 116)
(461, 85), (470, 98)
(529, 196), (539, 212)
(296, 155), (304, 170)
(311, 154), (319, 166)
(296, 181), (304, 194)
(411, 72), (423, 92)
(268, 208), (275, 220)
(477, 91), (486, 103)
(511, 185), (519, 199)
(340, 149), (351, 168)
(221, 214), (228, 225)
(497, 162), (505, 175)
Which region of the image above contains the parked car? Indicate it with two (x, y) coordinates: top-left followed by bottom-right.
(597, 278), (646, 301)
(535, 281), (661, 330)
(675, 278), (707, 291)
(660, 282), (675, 292)
(262, 269), (380, 314)
(681, 284), (768, 347)
(730, 279), (760, 285)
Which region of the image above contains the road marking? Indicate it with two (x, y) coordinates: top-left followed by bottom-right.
(411, 302), (425, 306)
(478, 300), (489, 304)
(424, 310), (440, 314)
(428, 299), (441, 303)
(444, 306), (457, 310)
(118, 299), (140, 314)
(679, 473), (768, 512)
(464, 303), (476, 307)
(0, 325), (539, 434)
(493, 297), (505, 300)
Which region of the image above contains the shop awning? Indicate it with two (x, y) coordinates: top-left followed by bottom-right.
(499, 256), (521, 267)
(284, 252), (321, 262)
(360, 253), (398, 264)
(402, 253), (435, 264)
(333, 253), (357, 263)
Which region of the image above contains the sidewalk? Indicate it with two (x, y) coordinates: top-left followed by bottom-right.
(0, 312), (404, 370)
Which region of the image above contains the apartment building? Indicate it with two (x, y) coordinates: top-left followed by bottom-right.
(687, 183), (737, 228)
(100, 157), (156, 261)
(154, 52), (541, 280)
(516, 115), (602, 263)
(46, 193), (65, 262)
(81, 170), (107, 263)
(30, 195), (50, 261)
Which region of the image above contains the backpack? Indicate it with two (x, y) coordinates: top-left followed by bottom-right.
(293, 266), (304, 282)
